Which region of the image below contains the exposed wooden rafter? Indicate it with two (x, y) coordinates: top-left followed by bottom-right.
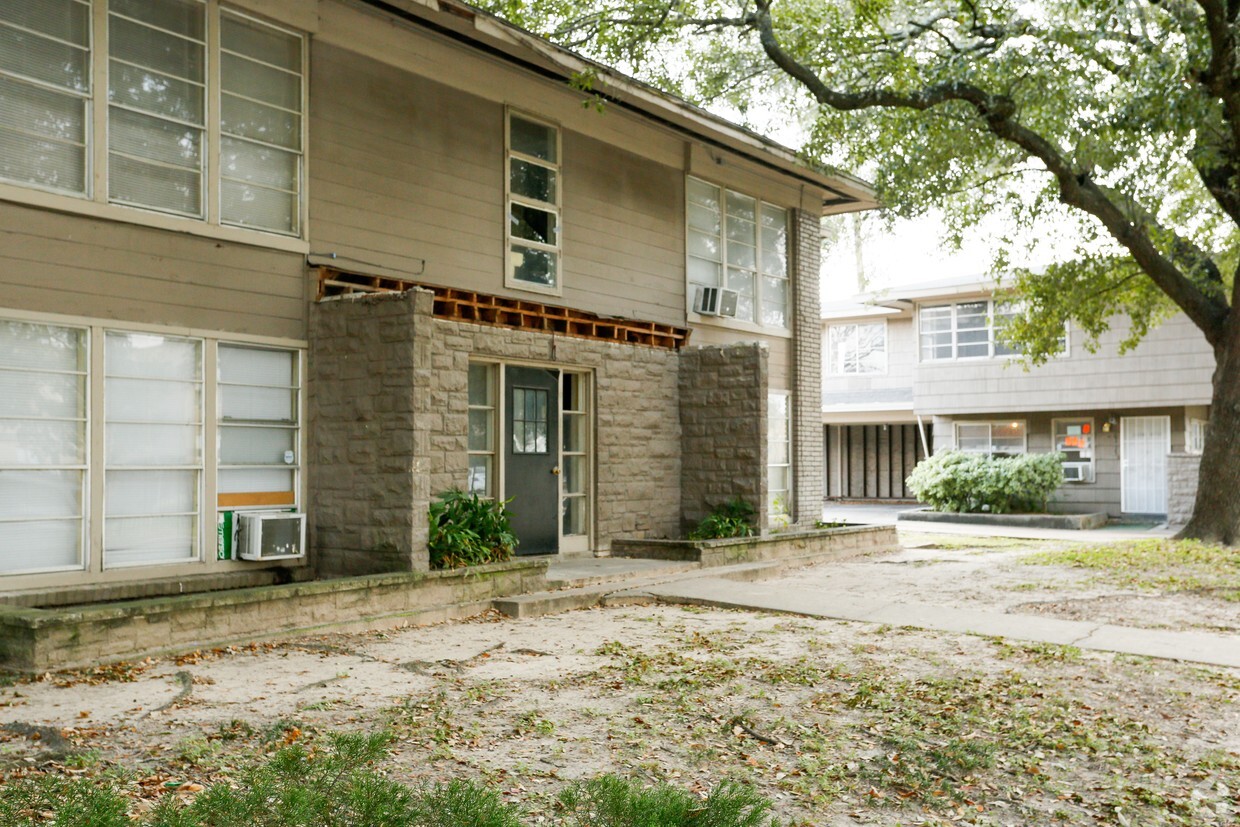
(315, 267), (690, 350)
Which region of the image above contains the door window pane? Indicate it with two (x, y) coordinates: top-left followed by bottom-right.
(512, 387), (549, 454)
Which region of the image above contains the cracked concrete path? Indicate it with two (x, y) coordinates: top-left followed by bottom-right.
(630, 577), (1240, 668)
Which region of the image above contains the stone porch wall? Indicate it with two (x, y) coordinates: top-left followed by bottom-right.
(1167, 453), (1201, 525)
(308, 290), (433, 576)
(427, 320), (682, 550)
(679, 343), (768, 531)
(791, 210), (824, 525)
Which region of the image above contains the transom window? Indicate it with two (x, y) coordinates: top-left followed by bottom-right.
(827, 322), (887, 374)
(956, 421), (1026, 457)
(687, 177), (789, 328)
(0, 0), (304, 235)
(506, 112), (561, 292)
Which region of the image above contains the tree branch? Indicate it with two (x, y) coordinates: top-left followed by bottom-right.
(751, 0), (1230, 346)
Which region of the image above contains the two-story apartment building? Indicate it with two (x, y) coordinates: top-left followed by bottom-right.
(0, 0), (876, 602)
(823, 277), (1215, 517)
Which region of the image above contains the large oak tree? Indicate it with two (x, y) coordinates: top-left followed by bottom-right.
(484, 0), (1240, 543)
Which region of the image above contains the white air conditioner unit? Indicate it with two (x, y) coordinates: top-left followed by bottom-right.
(1062, 463), (1093, 483)
(238, 512), (306, 561)
(693, 286), (739, 317)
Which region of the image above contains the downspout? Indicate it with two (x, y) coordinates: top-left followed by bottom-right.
(916, 414), (931, 457)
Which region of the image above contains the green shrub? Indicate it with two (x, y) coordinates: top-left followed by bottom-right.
(688, 498), (756, 540)
(428, 489), (518, 569)
(558, 774), (777, 827)
(906, 451), (1064, 514)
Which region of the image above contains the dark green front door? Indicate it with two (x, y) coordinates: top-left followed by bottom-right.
(504, 366), (560, 555)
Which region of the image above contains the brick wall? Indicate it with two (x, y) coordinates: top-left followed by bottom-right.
(308, 290), (432, 576)
(427, 320), (683, 550)
(792, 210), (824, 524)
(679, 343), (769, 531)
(1167, 453), (1201, 525)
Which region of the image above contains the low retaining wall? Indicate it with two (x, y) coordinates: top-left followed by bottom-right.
(0, 560), (549, 672)
(610, 524), (897, 567)
(897, 510), (1109, 530)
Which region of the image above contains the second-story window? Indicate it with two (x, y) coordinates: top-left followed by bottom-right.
(919, 299), (1063, 360)
(687, 177), (789, 329)
(506, 112), (561, 292)
(827, 322), (887, 374)
(0, 0), (304, 237)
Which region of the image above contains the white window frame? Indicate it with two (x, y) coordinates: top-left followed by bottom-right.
(1187, 417), (1207, 455)
(504, 109), (562, 296)
(767, 391), (792, 524)
(0, 0), (308, 250)
(686, 176), (792, 335)
(827, 321), (887, 375)
(1052, 417), (1096, 484)
(217, 343), (302, 516)
(955, 420), (1027, 457)
(467, 362), (498, 497)
(0, 309), (306, 584)
(918, 300), (1068, 362)
(0, 318), (91, 575)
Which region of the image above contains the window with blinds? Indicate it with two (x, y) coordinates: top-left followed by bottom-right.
(687, 177), (790, 329)
(0, 320), (87, 573)
(0, 0), (92, 195)
(0, 0), (304, 236)
(217, 344), (299, 507)
(104, 332), (202, 566)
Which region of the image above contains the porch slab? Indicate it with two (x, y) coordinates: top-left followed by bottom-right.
(0, 559), (549, 673)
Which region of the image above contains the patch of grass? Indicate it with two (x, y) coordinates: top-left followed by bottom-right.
(992, 640), (1085, 664)
(558, 773), (776, 827)
(1025, 539), (1240, 600)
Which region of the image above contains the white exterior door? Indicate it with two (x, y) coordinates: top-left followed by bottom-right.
(1120, 416), (1171, 514)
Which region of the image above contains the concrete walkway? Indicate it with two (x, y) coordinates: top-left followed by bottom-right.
(542, 535), (1239, 670)
(621, 575), (1240, 669)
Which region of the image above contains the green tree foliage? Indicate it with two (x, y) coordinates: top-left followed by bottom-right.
(478, 0), (1240, 543)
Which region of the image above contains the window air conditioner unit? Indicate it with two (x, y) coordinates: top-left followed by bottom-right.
(237, 512), (306, 561)
(1062, 463), (1093, 483)
(693, 286), (739, 317)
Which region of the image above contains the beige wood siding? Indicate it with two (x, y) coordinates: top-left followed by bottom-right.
(822, 315), (916, 399)
(309, 44), (687, 326)
(914, 315), (1214, 415)
(0, 202), (306, 338)
(690, 325), (791, 389)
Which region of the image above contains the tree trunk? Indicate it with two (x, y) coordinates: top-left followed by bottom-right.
(1178, 319), (1240, 545)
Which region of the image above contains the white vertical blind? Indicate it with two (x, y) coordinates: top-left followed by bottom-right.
(0, 0), (91, 194)
(105, 332), (201, 566)
(107, 0), (206, 216)
(219, 11), (302, 234)
(0, 319), (86, 573)
(218, 344), (298, 499)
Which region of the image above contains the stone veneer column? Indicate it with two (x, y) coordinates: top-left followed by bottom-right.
(791, 209), (825, 525)
(679, 343), (769, 532)
(307, 289), (433, 576)
(1166, 453), (1201, 525)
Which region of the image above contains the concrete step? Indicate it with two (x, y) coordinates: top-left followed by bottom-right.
(494, 558), (816, 619)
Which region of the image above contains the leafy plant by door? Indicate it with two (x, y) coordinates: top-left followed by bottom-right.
(688, 498), (757, 540)
(428, 489), (518, 569)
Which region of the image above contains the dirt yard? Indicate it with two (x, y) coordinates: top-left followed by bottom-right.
(0, 535), (1236, 825)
